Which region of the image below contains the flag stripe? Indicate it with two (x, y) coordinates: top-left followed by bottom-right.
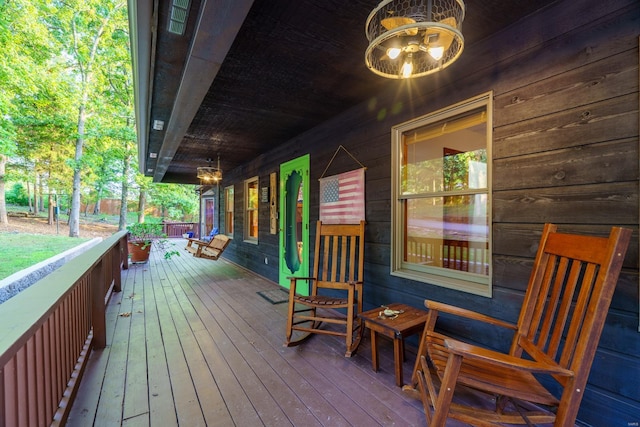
(319, 168), (365, 224)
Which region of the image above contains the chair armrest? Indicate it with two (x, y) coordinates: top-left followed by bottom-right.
(443, 338), (573, 377)
(287, 276), (315, 281)
(426, 300), (517, 331)
(287, 276), (315, 295)
(186, 238), (207, 247)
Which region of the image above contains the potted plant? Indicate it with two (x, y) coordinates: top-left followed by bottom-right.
(127, 222), (180, 263)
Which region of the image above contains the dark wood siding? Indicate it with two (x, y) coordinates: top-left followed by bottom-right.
(216, 0), (639, 424)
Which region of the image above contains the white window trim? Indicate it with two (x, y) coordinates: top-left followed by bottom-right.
(391, 92), (493, 297)
(224, 185), (234, 238)
(244, 176), (259, 244)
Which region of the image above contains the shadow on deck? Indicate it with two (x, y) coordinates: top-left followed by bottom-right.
(67, 240), (468, 426)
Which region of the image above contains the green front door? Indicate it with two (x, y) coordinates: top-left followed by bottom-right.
(278, 155), (310, 291)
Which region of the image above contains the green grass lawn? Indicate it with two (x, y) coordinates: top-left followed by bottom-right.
(0, 234), (92, 281)
(1, 204), (174, 281)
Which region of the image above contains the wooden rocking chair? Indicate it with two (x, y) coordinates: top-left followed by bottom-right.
(407, 224), (631, 426)
(285, 220), (366, 357)
(185, 234), (230, 260)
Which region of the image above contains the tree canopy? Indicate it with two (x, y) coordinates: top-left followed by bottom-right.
(0, 0), (199, 231)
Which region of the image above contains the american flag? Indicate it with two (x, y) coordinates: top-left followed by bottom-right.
(319, 168), (365, 224)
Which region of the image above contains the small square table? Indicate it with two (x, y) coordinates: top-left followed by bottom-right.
(358, 303), (429, 387)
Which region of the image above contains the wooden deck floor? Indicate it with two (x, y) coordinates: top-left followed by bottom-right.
(67, 240), (468, 427)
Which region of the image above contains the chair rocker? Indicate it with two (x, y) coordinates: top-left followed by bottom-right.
(185, 233), (230, 260)
(406, 223), (631, 426)
(285, 220), (366, 357)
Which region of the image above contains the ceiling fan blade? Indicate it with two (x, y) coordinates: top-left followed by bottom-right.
(423, 17), (457, 49)
(381, 16), (418, 36)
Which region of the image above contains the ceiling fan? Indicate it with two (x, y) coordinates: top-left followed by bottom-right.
(365, 0), (465, 79)
(379, 15), (458, 62)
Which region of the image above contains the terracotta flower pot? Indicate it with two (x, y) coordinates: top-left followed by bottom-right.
(128, 240), (152, 263)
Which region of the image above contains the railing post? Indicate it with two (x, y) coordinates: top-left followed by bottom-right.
(91, 260), (106, 349)
(122, 234), (129, 271)
(112, 245), (121, 293)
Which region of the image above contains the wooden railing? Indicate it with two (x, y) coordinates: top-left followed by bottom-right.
(162, 222), (198, 238)
(0, 230), (128, 426)
(406, 236), (489, 275)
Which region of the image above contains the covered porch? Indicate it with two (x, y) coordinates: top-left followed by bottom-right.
(66, 240), (438, 426)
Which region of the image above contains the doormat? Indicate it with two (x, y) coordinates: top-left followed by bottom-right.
(257, 288), (289, 304)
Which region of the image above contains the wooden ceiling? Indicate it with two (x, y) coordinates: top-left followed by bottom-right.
(130, 0), (559, 184)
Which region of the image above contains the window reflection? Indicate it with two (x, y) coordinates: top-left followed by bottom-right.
(401, 107), (489, 276)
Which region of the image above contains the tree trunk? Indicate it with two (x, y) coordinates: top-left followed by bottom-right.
(0, 155), (8, 224)
(66, 2), (121, 236)
(38, 177), (44, 212)
(27, 181), (33, 213)
(69, 167), (81, 236)
(118, 153), (130, 230)
(48, 193), (54, 225)
(46, 158), (54, 224)
(137, 189), (146, 223)
(69, 102), (86, 237)
(33, 174), (39, 215)
(93, 187), (102, 215)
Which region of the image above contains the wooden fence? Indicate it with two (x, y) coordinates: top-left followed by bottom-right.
(0, 230), (129, 426)
(162, 222), (199, 238)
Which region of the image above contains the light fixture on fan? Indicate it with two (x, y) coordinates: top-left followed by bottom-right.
(365, 0), (465, 79)
(197, 155), (222, 183)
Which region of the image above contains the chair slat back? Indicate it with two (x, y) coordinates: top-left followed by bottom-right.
(514, 225), (631, 377)
(211, 234), (230, 251)
(312, 221), (365, 290)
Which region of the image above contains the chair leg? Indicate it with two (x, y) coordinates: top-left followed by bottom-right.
(344, 288), (364, 357)
(285, 304), (319, 347)
(430, 353), (463, 427)
(345, 301), (354, 357)
(285, 292), (295, 344)
(407, 321), (431, 391)
(416, 357), (433, 425)
(345, 316), (364, 357)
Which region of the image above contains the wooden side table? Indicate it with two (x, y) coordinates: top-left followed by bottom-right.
(358, 303), (428, 387)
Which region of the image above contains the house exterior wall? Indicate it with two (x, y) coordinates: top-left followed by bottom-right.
(217, 0), (639, 424)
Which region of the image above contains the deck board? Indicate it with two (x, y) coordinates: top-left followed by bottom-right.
(143, 265), (176, 427)
(122, 281), (149, 422)
(67, 239), (470, 426)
